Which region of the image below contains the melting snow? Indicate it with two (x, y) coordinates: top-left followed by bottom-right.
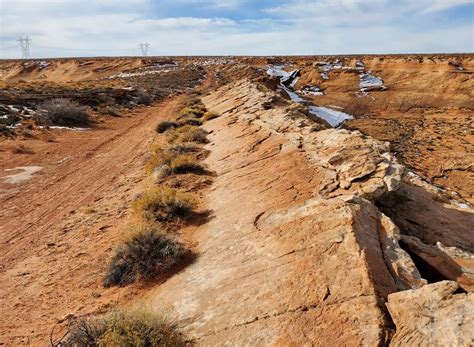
(359, 72), (386, 92)
(3, 166), (43, 184)
(267, 65), (354, 127)
(266, 65), (304, 102)
(38, 61), (49, 69)
(38, 125), (86, 131)
(301, 86), (324, 96)
(308, 106), (354, 127)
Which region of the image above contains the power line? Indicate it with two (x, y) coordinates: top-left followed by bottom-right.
(36, 45), (138, 52)
(139, 42), (150, 56)
(17, 35), (32, 59)
(3, 37), (152, 56)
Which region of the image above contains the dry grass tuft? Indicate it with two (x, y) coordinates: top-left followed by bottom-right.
(202, 111), (220, 121)
(181, 118), (203, 126)
(11, 144), (34, 154)
(103, 227), (186, 287)
(156, 120), (181, 134)
(168, 155), (205, 175)
(167, 125), (208, 144)
(63, 309), (184, 346)
(166, 142), (201, 155)
(132, 187), (195, 222)
(178, 106), (205, 119)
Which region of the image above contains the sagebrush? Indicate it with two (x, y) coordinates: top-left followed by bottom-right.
(132, 187), (195, 222)
(63, 310), (184, 346)
(103, 227), (186, 287)
(36, 99), (91, 126)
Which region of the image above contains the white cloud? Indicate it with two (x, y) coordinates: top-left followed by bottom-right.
(153, 17), (235, 28)
(422, 0), (473, 13)
(0, 0), (472, 58)
(172, 0), (246, 9)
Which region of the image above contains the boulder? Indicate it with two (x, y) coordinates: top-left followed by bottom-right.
(387, 281), (474, 346)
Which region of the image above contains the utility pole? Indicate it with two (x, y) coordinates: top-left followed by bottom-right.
(139, 42), (150, 56)
(17, 35), (32, 59)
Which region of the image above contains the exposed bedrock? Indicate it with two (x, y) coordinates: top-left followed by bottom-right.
(146, 80), (473, 345)
(387, 281), (474, 346)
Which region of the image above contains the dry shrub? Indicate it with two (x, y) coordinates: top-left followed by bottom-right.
(168, 155), (205, 175)
(103, 227), (186, 287)
(202, 111), (220, 122)
(177, 107), (205, 119)
(36, 99), (91, 127)
(63, 310), (184, 346)
(181, 118), (203, 126)
(0, 124), (15, 137)
(12, 144), (33, 154)
(102, 106), (121, 117)
(136, 89), (153, 105)
(145, 150), (204, 178)
(156, 120), (181, 134)
(185, 97), (203, 107)
(166, 142), (201, 155)
(167, 125), (208, 144)
(132, 187), (195, 222)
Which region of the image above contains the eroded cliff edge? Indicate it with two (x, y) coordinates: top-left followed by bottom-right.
(144, 80), (473, 345)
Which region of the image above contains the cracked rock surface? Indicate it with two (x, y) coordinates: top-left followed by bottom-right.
(387, 281), (474, 346)
(141, 81), (473, 345)
(139, 81), (416, 345)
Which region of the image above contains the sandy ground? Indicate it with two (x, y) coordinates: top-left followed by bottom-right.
(0, 98), (182, 346)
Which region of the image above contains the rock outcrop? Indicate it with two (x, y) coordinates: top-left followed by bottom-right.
(139, 80), (474, 345)
(387, 281), (474, 346)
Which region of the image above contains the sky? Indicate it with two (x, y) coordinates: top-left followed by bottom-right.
(0, 0), (473, 58)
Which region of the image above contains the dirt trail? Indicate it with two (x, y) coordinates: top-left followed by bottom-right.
(0, 98), (181, 345)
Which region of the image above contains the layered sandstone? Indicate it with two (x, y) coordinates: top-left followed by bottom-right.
(138, 80), (471, 345)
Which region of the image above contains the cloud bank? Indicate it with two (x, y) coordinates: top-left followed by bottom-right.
(0, 0), (472, 58)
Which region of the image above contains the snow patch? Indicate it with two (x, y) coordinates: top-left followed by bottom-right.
(308, 106), (354, 128)
(38, 125), (86, 131)
(3, 166), (43, 184)
(359, 71), (386, 92)
(301, 86), (324, 96)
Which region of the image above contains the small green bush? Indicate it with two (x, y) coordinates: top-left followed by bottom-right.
(132, 187), (195, 222)
(103, 227), (186, 287)
(36, 99), (91, 127)
(64, 310), (184, 346)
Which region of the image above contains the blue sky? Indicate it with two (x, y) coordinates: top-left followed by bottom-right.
(0, 0), (473, 58)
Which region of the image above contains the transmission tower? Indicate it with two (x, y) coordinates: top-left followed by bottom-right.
(139, 42), (150, 56)
(17, 35), (32, 59)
